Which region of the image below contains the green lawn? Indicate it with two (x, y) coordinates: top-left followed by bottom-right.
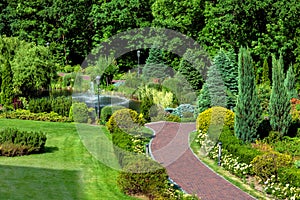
(0, 119), (138, 200)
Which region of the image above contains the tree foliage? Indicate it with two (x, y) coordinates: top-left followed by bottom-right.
(143, 48), (167, 81)
(284, 64), (298, 100)
(234, 47), (261, 143)
(269, 55), (292, 136)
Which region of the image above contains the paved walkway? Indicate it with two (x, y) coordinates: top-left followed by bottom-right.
(146, 121), (256, 200)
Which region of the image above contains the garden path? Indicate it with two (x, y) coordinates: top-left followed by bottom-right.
(146, 121), (256, 200)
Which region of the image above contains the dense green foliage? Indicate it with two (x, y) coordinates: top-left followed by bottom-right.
(219, 128), (261, 164)
(0, 127), (46, 156)
(28, 96), (72, 117)
(69, 102), (88, 123)
(100, 105), (125, 124)
(269, 56), (292, 136)
(235, 47), (261, 142)
(251, 150), (292, 182)
(117, 157), (169, 199)
(1, 109), (70, 122)
(213, 49), (238, 108)
(284, 64), (298, 100)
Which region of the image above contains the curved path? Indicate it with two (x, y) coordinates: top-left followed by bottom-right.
(146, 121), (255, 200)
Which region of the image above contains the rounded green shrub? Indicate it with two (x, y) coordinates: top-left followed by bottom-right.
(196, 106), (234, 133)
(117, 157), (169, 199)
(0, 128), (47, 157)
(251, 150), (292, 181)
(70, 102), (88, 123)
(107, 108), (144, 133)
(100, 105), (125, 124)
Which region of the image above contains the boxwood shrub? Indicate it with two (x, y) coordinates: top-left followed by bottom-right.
(0, 128), (47, 157)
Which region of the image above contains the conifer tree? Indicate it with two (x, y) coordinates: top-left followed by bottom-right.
(213, 49), (238, 109)
(206, 64), (227, 108)
(234, 47), (262, 142)
(143, 48), (167, 81)
(195, 83), (211, 115)
(269, 55), (292, 136)
(284, 64), (298, 99)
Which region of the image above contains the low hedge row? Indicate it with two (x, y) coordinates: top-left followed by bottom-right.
(0, 109), (71, 122)
(0, 128), (47, 157)
(28, 96), (72, 117)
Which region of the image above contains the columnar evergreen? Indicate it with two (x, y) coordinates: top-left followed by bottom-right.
(284, 64), (298, 99)
(269, 55), (292, 136)
(234, 47), (262, 142)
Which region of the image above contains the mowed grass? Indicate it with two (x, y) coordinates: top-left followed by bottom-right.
(0, 119), (137, 200)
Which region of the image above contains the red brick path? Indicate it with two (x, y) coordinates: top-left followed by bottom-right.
(146, 121), (256, 200)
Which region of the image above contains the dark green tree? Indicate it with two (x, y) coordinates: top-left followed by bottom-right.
(269, 55), (292, 137)
(0, 36), (22, 107)
(235, 47), (262, 142)
(178, 49), (209, 92)
(262, 58), (270, 86)
(284, 64), (298, 100)
(195, 83), (211, 115)
(143, 48), (167, 81)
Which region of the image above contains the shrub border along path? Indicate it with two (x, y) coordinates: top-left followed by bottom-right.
(146, 121), (256, 200)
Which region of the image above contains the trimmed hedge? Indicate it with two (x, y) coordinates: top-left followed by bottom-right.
(0, 109), (70, 122)
(0, 128), (47, 156)
(28, 96), (72, 117)
(219, 127), (261, 164)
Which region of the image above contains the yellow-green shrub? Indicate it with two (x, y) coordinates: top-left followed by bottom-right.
(251, 150), (292, 181)
(107, 108), (144, 133)
(196, 106), (234, 134)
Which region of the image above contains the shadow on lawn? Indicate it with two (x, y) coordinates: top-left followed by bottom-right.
(41, 146), (59, 154)
(0, 165), (84, 200)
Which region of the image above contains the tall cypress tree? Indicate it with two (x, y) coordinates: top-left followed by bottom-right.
(284, 64), (298, 99)
(269, 55), (292, 136)
(235, 47), (262, 142)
